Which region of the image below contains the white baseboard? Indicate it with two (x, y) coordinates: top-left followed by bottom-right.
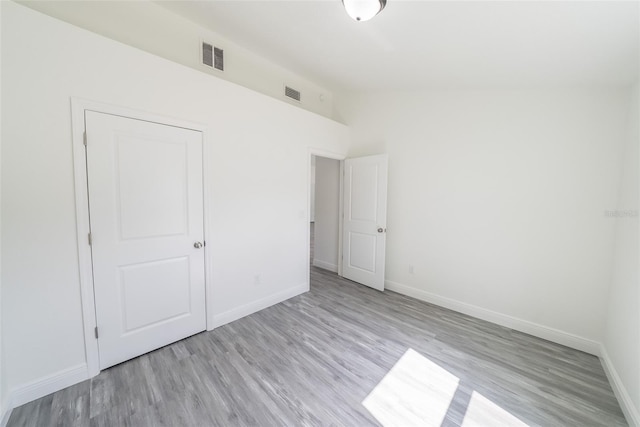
(600, 345), (640, 427)
(312, 259), (338, 273)
(1, 400), (12, 427)
(385, 280), (600, 355)
(0, 363), (89, 426)
(211, 282), (309, 329)
(10, 364), (89, 409)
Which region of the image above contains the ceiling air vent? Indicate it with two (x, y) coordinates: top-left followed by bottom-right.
(202, 42), (224, 71)
(284, 85), (301, 102)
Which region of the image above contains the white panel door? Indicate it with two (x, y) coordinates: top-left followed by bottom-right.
(342, 154), (388, 291)
(85, 111), (206, 370)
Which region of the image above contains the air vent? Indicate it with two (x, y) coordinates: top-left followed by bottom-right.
(202, 42), (224, 71)
(284, 86), (301, 102)
(214, 47), (224, 71)
(202, 42), (213, 67)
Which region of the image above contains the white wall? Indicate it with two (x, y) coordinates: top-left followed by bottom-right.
(603, 83), (640, 426)
(313, 157), (341, 272)
(335, 89), (629, 352)
(1, 0), (348, 409)
(17, 1), (335, 120)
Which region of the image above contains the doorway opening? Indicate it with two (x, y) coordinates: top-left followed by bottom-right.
(307, 151), (388, 292)
(309, 154), (342, 283)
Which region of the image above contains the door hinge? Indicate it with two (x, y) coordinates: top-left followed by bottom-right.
(88, 232), (92, 246)
(94, 326), (99, 339)
(83, 132), (87, 146)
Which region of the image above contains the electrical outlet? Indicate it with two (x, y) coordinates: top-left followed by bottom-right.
(254, 274), (261, 285)
(409, 265), (415, 274)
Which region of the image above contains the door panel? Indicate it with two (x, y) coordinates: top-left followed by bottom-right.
(85, 111), (206, 369)
(119, 256), (191, 333)
(348, 232), (376, 272)
(349, 163), (379, 221)
(116, 137), (189, 239)
(342, 154), (388, 290)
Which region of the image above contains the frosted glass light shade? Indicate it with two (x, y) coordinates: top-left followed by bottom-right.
(342, 0), (386, 22)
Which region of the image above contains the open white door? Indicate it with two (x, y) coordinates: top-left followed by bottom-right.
(85, 111), (206, 369)
(342, 154), (388, 291)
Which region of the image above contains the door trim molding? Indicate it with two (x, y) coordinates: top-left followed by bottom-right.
(70, 98), (212, 377)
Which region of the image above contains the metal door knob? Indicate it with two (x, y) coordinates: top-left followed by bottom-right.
(194, 242), (203, 249)
(377, 228), (384, 233)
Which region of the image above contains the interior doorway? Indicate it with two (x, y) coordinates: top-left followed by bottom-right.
(308, 152), (388, 291)
(310, 155), (341, 274)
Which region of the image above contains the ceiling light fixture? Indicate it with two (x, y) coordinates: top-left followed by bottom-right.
(342, 0), (386, 22)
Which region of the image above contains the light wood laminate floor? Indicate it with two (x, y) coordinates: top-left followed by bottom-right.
(8, 261), (626, 425)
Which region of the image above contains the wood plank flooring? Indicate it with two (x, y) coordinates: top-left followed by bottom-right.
(8, 237), (627, 426)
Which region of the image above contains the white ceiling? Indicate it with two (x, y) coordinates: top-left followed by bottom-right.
(158, 1), (639, 92)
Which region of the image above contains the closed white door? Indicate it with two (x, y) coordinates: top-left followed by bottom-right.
(85, 111), (206, 369)
(342, 154), (388, 291)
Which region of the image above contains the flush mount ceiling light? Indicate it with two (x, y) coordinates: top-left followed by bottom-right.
(342, 0), (386, 22)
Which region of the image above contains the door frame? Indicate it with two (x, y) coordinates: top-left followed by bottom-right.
(307, 148), (346, 284)
(71, 98), (213, 378)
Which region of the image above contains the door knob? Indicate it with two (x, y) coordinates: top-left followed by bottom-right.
(194, 242), (203, 249)
(377, 228), (385, 233)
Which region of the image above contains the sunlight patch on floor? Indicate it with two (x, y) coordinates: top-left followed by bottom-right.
(363, 348), (530, 427)
(362, 348), (459, 426)
(461, 391), (529, 427)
